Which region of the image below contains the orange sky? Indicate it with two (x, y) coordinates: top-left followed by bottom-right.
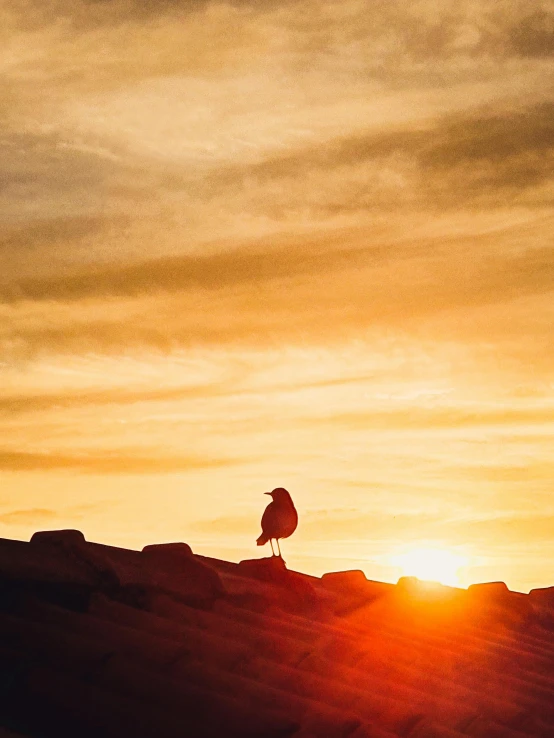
(1, 0), (553, 592)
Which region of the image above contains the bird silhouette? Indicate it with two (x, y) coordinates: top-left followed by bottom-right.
(256, 487), (298, 558)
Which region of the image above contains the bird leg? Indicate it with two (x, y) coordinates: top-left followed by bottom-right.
(276, 539), (282, 558)
(269, 539), (276, 556)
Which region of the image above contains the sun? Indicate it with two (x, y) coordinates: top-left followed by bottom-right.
(391, 547), (468, 587)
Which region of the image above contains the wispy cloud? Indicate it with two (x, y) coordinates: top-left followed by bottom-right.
(0, 448), (245, 474)
(1, 213), (553, 367)
(0, 508), (58, 525)
(0, 382), (232, 416)
(191, 508), (554, 546)
(305, 406), (554, 432)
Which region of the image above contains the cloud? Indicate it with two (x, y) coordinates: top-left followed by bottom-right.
(191, 507), (554, 547)
(1, 211), (552, 368)
(509, 10), (554, 58)
(0, 448), (245, 474)
(1, 211), (552, 308)
(298, 509), (554, 547)
(0, 236), (379, 303)
(1, 215), (109, 252)
(448, 514), (554, 545)
(460, 462), (554, 483)
(306, 406), (554, 433)
(7, 0), (550, 54)
(0, 131), (120, 222)
(0, 381), (232, 417)
(299, 510), (448, 542)
(0, 508), (58, 525)
(189, 509), (441, 541)
(420, 103), (554, 207)
(190, 513), (258, 537)
(204, 102), (554, 216)
(1, 1), (551, 294)
(0, 366), (384, 417)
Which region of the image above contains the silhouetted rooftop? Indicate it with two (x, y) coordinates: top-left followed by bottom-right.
(0, 530), (552, 737)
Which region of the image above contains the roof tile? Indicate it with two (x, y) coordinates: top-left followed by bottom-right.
(1, 532), (553, 738)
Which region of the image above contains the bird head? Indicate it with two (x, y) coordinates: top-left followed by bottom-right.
(265, 487), (293, 504)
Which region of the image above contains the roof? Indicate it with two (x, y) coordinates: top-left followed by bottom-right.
(0, 529), (552, 737)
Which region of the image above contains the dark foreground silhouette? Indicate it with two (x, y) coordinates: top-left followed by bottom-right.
(0, 529), (553, 738)
(256, 487), (298, 557)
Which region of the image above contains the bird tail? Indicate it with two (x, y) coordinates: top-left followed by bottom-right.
(256, 533), (268, 546)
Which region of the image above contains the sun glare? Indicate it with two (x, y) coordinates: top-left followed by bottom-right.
(391, 548), (469, 587)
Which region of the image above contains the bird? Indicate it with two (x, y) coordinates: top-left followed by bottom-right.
(256, 487), (298, 558)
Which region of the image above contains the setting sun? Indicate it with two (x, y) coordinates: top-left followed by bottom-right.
(391, 548), (469, 587)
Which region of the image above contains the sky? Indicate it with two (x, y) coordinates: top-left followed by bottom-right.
(1, 0), (553, 592)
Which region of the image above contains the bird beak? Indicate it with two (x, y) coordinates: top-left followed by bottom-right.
(264, 492), (272, 496)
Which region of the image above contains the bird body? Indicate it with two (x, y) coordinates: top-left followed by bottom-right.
(257, 487), (298, 557)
